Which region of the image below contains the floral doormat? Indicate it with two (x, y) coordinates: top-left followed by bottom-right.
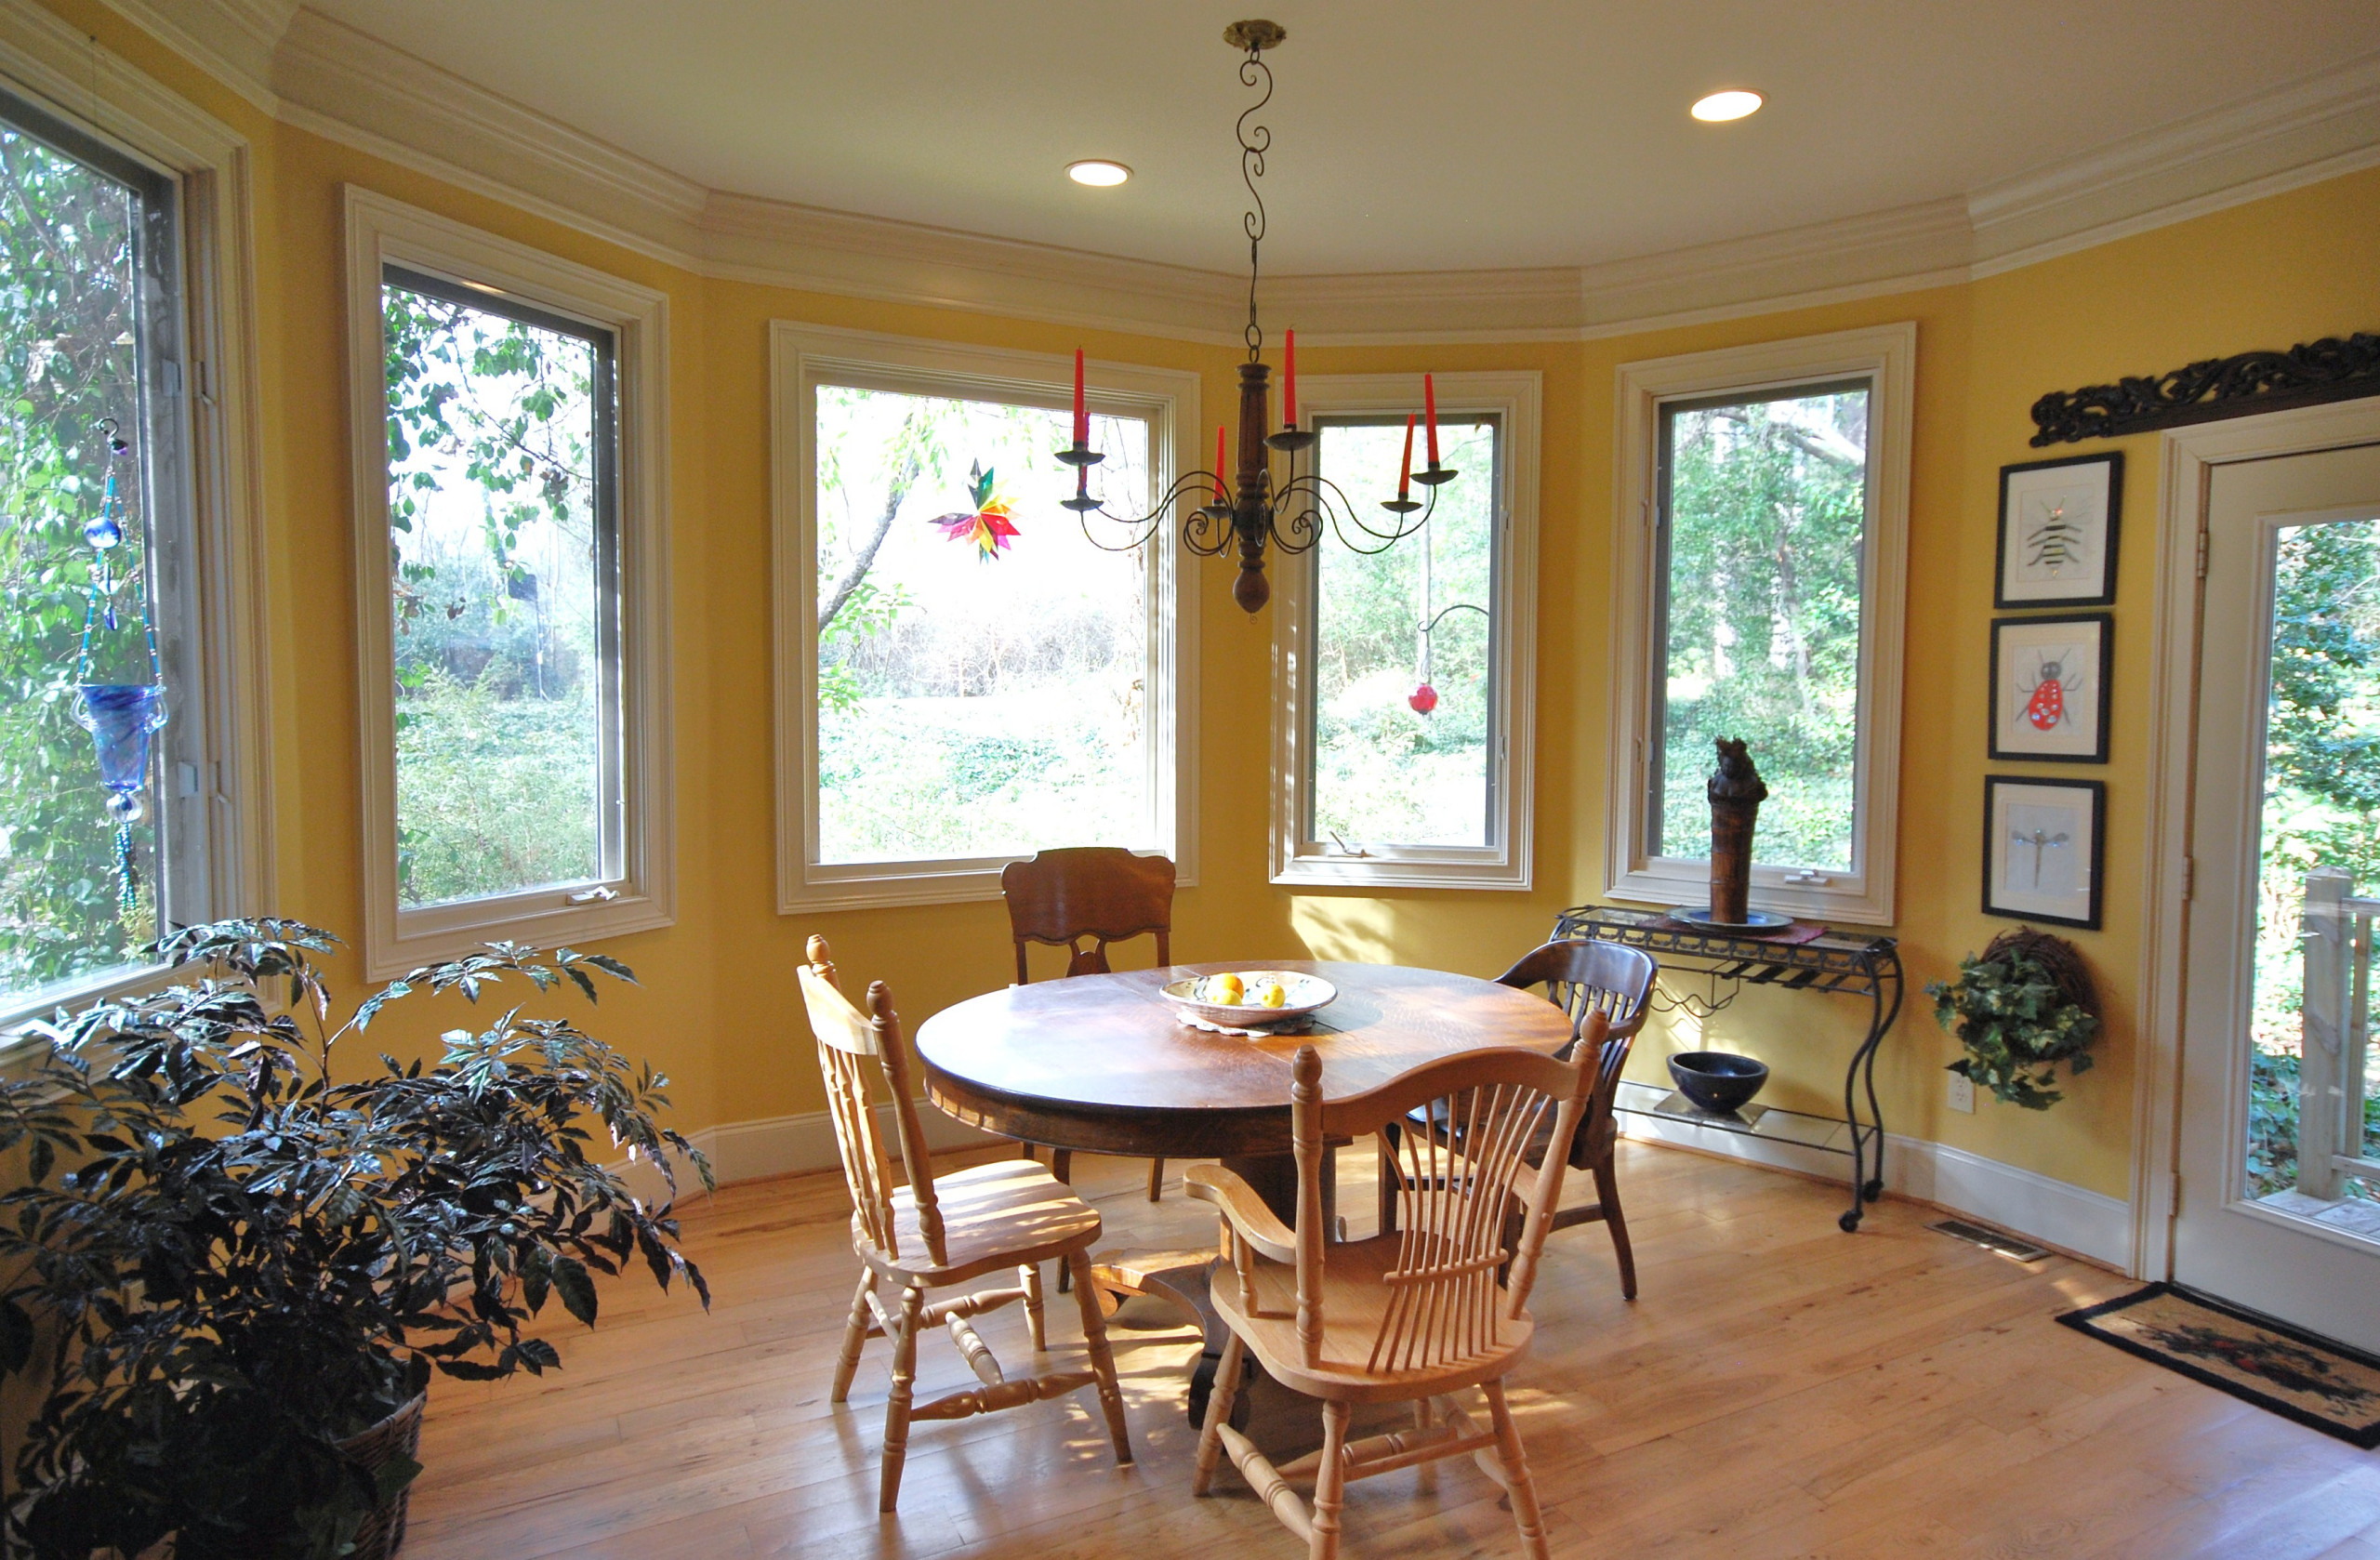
(2057, 1284), (2380, 1448)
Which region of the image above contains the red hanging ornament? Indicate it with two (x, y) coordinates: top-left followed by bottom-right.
(1408, 682), (1438, 715)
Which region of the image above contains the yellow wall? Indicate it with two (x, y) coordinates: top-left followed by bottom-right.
(43, 0), (2380, 1203)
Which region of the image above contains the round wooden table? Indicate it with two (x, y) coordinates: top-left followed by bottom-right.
(915, 959), (1574, 1424)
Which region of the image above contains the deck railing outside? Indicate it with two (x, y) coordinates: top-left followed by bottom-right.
(2300, 867), (2380, 1198)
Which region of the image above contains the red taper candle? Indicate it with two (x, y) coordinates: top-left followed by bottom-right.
(1073, 349), (1086, 446)
(1283, 328), (1297, 428)
(1397, 413), (1415, 499)
(1215, 425), (1229, 500)
(1423, 373), (1438, 467)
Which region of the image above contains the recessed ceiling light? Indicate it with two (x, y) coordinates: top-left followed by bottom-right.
(1067, 159), (1131, 187)
(1691, 89), (1763, 123)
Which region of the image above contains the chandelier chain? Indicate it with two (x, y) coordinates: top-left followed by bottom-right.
(1236, 46), (1272, 360)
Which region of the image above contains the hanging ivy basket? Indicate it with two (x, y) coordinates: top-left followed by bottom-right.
(1927, 928), (2103, 1110)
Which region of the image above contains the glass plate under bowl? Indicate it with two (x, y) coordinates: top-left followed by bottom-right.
(1163, 970), (1338, 1029)
(1673, 908), (1795, 931)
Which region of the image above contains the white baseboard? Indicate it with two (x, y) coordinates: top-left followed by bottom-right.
(1611, 1084), (2133, 1270)
(612, 1103), (1006, 1207)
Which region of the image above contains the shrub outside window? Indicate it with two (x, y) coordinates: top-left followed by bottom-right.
(1606, 325), (1913, 926)
(346, 190), (672, 978)
(1271, 372), (1540, 891)
(774, 325), (1198, 912)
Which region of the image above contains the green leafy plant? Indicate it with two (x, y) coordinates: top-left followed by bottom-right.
(0, 919), (711, 1560)
(1927, 929), (2103, 1110)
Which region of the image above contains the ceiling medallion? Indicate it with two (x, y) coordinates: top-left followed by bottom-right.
(1061, 20), (1455, 614)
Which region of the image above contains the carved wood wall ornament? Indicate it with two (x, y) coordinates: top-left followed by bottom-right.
(2029, 332), (2380, 447)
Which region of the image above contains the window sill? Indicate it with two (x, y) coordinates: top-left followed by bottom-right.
(1606, 860), (1892, 930)
(1272, 848), (1529, 892)
(782, 852), (1186, 916)
(372, 889), (674, 981)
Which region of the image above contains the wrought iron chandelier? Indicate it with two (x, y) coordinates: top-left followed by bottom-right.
(1060, 19), (1456, 614)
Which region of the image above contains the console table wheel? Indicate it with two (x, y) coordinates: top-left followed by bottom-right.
(1839, 1210), (1862, 1233)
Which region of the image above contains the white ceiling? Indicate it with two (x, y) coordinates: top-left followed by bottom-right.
(304, 1), (2380, 277)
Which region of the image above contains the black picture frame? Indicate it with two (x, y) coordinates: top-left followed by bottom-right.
(1995, 451), (2122, 609)
(1988, 612), (2113, 763)
(1982, 775), (2106, 931)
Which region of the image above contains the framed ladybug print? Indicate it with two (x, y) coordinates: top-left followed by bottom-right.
(1996, 452), (2121, 608)
(1990, 612), (2111, 762)
(1984, 776), (2104, 929)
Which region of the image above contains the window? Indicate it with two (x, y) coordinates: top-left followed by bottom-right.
(0, 80), (261, 1030)
(346, 189), (671, 977)
(1271, 372), (1540, 890)
(1606, 324), (1913, 925)
(774, 324), (1197, 911)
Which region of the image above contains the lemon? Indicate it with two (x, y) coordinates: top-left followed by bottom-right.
(1210, 972), (1245, 1004)
(1257, 981), (1287, 1009)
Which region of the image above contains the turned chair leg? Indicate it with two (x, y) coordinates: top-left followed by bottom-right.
(1377, 1126), (1401, 1236)
(1310, 1399), (1350, 1560)
(1192, 1331), (1247, 1496)
(1065, 1249), (1132, 1465)
(1595, 1154), (1637, 1301)
(1051, 1150), (1075, 1292)
(879, 1284), (925, 1512)
(1020, 1261), (1047, 1352)
(831, 1267), (876, 1404)
(1484, 1379), (1550, 1560)
(1147, 1156), (1165, 1202)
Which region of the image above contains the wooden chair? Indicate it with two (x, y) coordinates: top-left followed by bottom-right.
(1381, 938), (1656, 1298)
(1188, 1033), (1601, 1560)
(1001, 846), (1176, 1202)
(798, 935), (1131, 1512)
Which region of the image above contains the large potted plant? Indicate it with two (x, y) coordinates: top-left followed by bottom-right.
(0, 919), (711, 1560)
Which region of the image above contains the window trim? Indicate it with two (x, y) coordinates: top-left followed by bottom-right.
(344, 187), (673, 979)
(771, 322), (1201, 914)
(1605, 323), (1914, 927)
(1269, 371), (1540, 892)
(0, 16), (271, 1037)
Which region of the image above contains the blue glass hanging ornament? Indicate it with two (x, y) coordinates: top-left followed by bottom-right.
(70, 420), (166, 916)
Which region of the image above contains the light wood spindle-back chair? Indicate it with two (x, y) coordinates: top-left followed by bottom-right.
(1382, 938), (1657, 1298)
(1001, 846), (1176, 1203)
(799, 936), (1132, 1512)
(1188, 1030), (1602, 1560)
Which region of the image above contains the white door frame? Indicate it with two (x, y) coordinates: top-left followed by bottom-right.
(2134, 396), (2380, 1281)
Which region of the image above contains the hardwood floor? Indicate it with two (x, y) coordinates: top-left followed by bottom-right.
(403, 1143), (2380, 1560)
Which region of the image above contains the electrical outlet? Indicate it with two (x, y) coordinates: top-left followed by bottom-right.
(1947, 1071), (1976, 1114)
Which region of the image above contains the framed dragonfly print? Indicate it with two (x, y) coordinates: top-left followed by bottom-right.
(1990, 613), (2111, 762)
(1984, 776), (2104, 929)
(1996, 452), (2121, 608)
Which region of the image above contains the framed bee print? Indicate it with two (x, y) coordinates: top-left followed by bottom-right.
(1984, 776), (2105, 929)
(1995, 452), (2122, 608)
(1990, 612), (2111, 762)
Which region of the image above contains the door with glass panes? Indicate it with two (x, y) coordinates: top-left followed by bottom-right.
(2175, 438), (2380, 1353)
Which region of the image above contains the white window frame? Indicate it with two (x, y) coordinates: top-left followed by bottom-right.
(772, 323), (1200, 913)
(0, 12), (271, 1036)
(1605, 323), (1913, 926)
(344, 187), (674, 979)
(1270, 371), (1540, 891)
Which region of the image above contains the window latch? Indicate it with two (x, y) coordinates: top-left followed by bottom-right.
(1781, 870), (1831, 886)
(567, 886), (619, 905)
(1328, 832), (1372, 859)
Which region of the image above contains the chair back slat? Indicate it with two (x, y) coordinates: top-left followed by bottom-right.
(798, 935), (946, 1267)
(1498, 939), (1656, 1169)
(1002, 847), (1174, 985)
(1291, 1039), (1595, 1379)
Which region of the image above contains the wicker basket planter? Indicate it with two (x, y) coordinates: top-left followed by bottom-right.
(335, 1392), (427, 1560)
(1927, 927), (2105, 1110)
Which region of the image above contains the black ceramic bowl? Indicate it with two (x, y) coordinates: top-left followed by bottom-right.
(1669, 1051), (1770, 1116)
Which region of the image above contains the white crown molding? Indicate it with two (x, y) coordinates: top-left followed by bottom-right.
(95, 2), (2380, 344)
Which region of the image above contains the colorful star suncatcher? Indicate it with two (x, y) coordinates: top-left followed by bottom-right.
(932, 461), (1020, 562)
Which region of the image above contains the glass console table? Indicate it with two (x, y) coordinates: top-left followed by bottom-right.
(1551, 904), (1905, 1231)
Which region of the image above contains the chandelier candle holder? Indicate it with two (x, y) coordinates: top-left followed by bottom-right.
(1060, 20), (1456, 614)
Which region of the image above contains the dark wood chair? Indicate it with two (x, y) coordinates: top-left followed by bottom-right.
(1001, 846), (1176, 1203)
(1381, 938), (1658, 1298)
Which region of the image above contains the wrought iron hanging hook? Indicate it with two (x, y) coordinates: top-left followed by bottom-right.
(1225, 20), (1284, 361)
